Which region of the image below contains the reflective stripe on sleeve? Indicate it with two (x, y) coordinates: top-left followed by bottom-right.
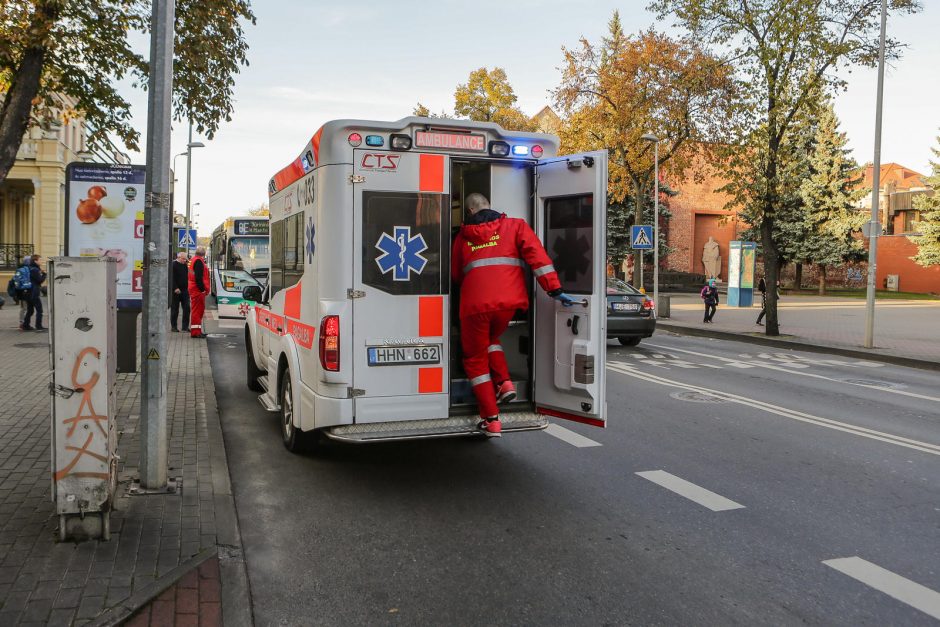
(463, 257), (525, 275)
(533, 264), (556, 278)
(487, 344), (503, 353)
(469, 373), (492, 387)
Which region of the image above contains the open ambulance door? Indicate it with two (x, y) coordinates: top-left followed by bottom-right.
(533, 151), (608, 427)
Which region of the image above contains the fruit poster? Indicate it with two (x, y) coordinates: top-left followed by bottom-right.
(65, 163), (146, 309)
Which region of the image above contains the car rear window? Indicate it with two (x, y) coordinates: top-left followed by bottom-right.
(607, 278), (641, 295)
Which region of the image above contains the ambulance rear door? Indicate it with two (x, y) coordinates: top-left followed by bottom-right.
(533, 151), (608, 427)
(350, 150), (450, 423)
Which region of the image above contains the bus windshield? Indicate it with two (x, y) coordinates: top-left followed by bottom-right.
(229, 237), (270, 275)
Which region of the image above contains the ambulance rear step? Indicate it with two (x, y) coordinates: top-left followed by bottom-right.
(256, 375), (280, 413)
(324, 412), (549, 443)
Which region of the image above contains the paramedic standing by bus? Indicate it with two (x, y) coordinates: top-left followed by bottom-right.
(188, 247), (210, 339)
(452, 193), (575, 438)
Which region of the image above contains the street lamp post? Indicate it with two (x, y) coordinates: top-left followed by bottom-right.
(184, 121), (205, 230)
(864, 0), (887, 349)
(642, 133), (660, 315)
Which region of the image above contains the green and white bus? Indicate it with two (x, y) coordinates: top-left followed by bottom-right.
(210, 216), (269, 318)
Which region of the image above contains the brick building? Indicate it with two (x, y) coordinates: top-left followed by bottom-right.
(662, 153), (743, 280)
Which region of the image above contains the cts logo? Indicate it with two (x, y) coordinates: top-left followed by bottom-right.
(360, 153), (400, 171)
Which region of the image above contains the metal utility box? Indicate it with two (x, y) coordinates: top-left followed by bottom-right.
(50, 257), (117, 541)
(886, 274), (899, 292)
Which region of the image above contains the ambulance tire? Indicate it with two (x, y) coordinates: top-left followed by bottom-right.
(280, 372), (312, 453)
(245, 334), (263, 392)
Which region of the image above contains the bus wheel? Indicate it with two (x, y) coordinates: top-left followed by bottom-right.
(246, 333), (263, 392)
(280, 373), (309, 453)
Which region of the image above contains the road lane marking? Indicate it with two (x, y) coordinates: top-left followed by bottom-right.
(607, 363), (940, 457)
(636, 470), (745, 512)
(823, 557), (940, 620)
(645, 343), (940, 403)
(544, 423), (602, 448)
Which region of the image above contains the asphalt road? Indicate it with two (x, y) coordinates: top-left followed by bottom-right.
(208, 328), (940, 626)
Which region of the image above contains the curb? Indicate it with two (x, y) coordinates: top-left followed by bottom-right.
(88, 549), (217, 627)
(202, 321), (254, 627)
(656, 322), (940, 372)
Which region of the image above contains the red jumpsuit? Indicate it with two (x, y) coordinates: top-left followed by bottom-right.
(451, 211), (561, 419)
(188, 256), (210, 337)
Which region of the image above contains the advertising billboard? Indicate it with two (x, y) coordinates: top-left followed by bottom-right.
(65, 163), (146, 310)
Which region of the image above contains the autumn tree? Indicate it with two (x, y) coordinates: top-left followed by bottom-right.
(650, 0), (921, 335)
(453, 67), (536, 131)
(0, 0), (256, 185)
(553, 14), (735, 273)
(248, 202), (269, 217)
(911, 134), (940, 266)
(412, 103), (451, 119)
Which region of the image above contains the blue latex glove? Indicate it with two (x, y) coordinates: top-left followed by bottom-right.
(555, 292), (576, 307)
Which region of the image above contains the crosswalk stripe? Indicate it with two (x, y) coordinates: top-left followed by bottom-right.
(637, 470), (745, 512)
(544, 423), (602, 448)
(824, 557), (940, 620)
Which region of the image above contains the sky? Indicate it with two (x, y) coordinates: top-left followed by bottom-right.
(117, 1), (940, 236)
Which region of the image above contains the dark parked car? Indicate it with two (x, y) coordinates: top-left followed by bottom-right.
(606, 277), (656, 346)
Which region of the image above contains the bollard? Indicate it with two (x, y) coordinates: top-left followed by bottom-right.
(657, 294), (671, 319)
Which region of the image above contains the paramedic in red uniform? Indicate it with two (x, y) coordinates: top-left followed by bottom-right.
(452, 193), (575, 437)
(188, 246), (210, 339)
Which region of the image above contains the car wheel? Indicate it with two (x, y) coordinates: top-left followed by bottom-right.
(246, 333), (263, 392)
(280, 373), (309, 453)
(618, 337), (641, 347)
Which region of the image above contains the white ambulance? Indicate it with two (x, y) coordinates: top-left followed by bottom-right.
(244, 117), (608, 450)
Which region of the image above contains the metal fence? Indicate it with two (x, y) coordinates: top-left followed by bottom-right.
(0, 243), (32, 270)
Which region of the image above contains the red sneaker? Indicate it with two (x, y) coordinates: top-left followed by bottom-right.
(495, 380), (516, 404)
(477, 417), (502, 438)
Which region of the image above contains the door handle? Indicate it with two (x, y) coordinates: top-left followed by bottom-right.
(567, 315), (580, 336)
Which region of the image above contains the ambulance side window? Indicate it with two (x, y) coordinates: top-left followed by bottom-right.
(269, 212), (305, 298)
(544, 194), (594, 294)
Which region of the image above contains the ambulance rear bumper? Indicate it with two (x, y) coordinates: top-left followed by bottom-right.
(323, 412), (548, 443)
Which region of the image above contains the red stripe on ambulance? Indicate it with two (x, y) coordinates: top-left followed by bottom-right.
(419, 154), (445, 192)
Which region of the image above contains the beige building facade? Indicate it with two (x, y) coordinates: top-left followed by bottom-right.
(0, 114), (125, 281)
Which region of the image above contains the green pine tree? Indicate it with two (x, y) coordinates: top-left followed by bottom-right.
(912, 134), (940, 266)
(798, 104), (867, 294)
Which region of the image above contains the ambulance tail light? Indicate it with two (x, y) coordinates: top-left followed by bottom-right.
(488, 141), (510, 157)
(347, 133), (362, 147)
(319, 315), (340, 371)
(531, 145), (544, 158)
(390, 134), (412, 151)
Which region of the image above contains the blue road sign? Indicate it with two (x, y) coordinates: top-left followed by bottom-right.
(631, 225), (654, 250)
(177, 229), (197, 250)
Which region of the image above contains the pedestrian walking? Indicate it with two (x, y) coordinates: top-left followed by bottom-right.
(188, 247), (210, 339)
(701, 278), (719, 323)
(756, 278), (780, 326)
(451, 193), (575, 437)
(170, 251), (191, 332)
(23, 254), (47, 331)
(11, 255), (32, 330)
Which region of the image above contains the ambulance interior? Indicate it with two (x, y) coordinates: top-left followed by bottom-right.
(449, 159), (536, 415)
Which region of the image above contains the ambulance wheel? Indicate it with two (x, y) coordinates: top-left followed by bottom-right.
(280, 374), (310, 453)
(618, 337), (642, 347)
(246, 334), (263, 391)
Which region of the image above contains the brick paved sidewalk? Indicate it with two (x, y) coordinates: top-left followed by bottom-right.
(659, 293), (940, 365)
(0, 304), (250, 625)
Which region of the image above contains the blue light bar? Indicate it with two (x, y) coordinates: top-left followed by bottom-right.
(365, 135), (384, 147)
(511, 145), (530, 156)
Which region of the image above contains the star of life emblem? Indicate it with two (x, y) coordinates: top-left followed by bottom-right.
(375, 226), (428, 281)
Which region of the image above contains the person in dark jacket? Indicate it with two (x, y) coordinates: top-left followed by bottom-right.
(188, 247), (210, 338)
(170, 251), (191, 332)
(451, 193), (575, 437)
(701, 278), (719, 323)
(23, 254), (47, 331)
(16, 255), (31, 330)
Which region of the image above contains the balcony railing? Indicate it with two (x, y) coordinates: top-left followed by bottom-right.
(0, 244), (32, 270)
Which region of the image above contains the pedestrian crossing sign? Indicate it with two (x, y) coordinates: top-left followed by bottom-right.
(631, 225), (653, 250)
(177, 229), (197, 251)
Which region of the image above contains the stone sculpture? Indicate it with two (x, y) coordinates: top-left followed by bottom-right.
(702, 236), (721, 280)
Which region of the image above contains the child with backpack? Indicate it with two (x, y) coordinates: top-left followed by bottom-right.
(701, 279), (719, 323)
